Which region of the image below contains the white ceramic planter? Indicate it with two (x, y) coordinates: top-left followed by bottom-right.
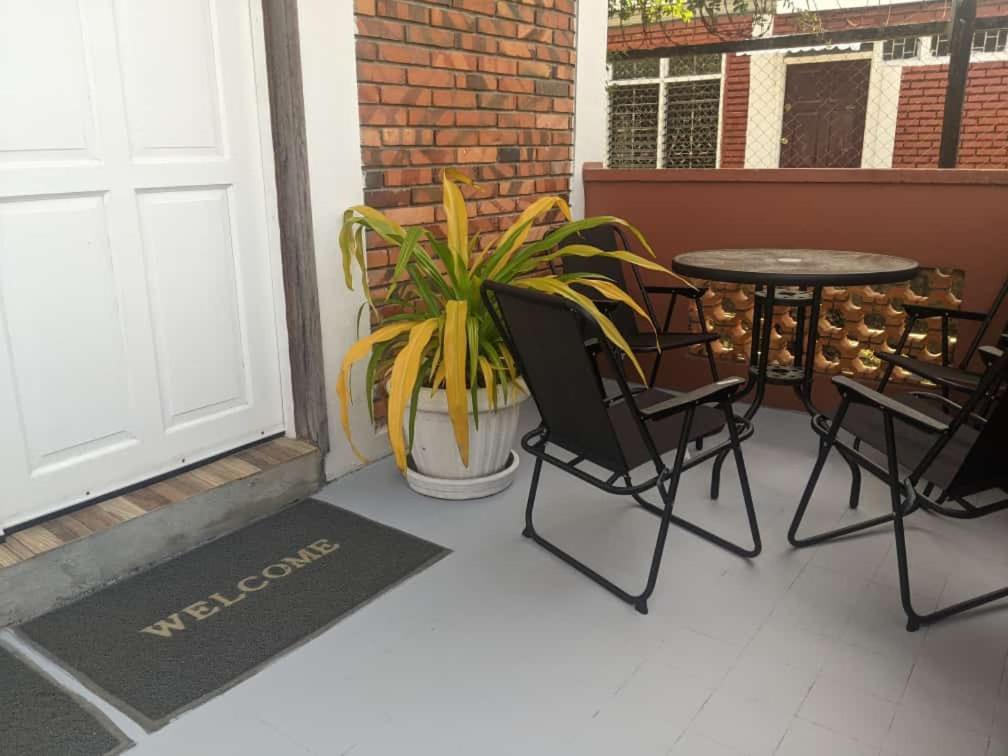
(403, 382), (529, 499)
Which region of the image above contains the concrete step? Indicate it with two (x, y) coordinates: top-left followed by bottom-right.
(0, 438), (321, 627)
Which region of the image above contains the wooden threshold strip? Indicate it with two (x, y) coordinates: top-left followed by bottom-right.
(0, 438), (318, 570)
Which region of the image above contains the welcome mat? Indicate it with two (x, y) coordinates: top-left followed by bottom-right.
(0, 644), (133, 755)
(19, 499), (448, 731)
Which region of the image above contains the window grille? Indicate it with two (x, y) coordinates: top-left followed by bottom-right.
(607, 84), (661, 168)
(882, 37), (920, 60)
(611, 56), (661, 80)
(607, 55), (723, 168)
(664, 80), (721, 168)
(931, 28), (1008, 56)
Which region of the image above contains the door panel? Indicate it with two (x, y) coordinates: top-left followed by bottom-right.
(0, 0), (285, 528)
(0, 0), (99, 164)
(137, 187), (249, 431)
(0, 194), (137, 472)
(115, 0), (225, 159)
(780, 60), (870, 168)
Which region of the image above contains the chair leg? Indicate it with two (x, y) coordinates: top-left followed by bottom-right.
(710, 448), (727, 500)
(788, 404), (895, 548)
(522, 456), (544, 539)
(882, 419), (1008, 631)
(520, 441), (684, 615)
(836, 446), (862, 509)
(639, 405), (761, 559)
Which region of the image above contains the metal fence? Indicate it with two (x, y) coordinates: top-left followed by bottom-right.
(607, 3), (1008, 170)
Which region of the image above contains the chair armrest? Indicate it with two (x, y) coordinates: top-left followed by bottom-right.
(979, 345), (1004, 367)
(832, 376), (948, 433)
(903, 304), (987, 322)
(639, 377), (744, 421)
(644, 285), (705, 300)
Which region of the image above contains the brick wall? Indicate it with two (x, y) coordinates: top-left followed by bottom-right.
(354, 0), (577, 303)
(893, 61), (1008, 168)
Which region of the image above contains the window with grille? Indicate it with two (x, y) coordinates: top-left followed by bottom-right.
(607, 54), (723, 169)
(930, 28), (1008, 56)
(608, 84), (661, 168)
(882, 37), (920, 60)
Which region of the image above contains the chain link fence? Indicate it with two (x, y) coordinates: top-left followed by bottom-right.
(606, 10), (1008, 170)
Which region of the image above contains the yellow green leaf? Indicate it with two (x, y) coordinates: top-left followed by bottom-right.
(443, 299), (470, 467)
(489, 195), (572, 277)
(387, 319), (439, 472)
(569, 277), (659, 349)
(478, 357), (497, 409)
(443, 167), (475, 186)
(337, 322), (415, 461)
(350, 205), (405, 239)
(442, 172), (469, 267)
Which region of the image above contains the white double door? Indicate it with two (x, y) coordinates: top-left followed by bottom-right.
(0, 0), (289, 529)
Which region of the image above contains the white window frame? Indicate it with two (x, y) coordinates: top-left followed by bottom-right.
(606, 54), (725, 169)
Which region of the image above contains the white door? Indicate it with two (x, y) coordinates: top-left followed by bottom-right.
(0, 0), (288, 530)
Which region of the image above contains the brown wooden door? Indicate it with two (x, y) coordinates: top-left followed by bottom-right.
(780, 59), (870, 168)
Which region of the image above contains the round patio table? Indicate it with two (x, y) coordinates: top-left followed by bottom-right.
(672, 249), (919, 420)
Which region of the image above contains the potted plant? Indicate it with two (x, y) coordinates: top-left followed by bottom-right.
(337, 168), (683, 498)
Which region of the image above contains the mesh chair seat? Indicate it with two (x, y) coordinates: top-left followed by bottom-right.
(838, 397), (978, 492)
(878, 353), (981, 393)
(610, 390), (725, 471)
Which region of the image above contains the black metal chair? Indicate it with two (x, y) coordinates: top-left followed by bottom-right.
(789, 345), (1008, 631)
(876, 273), (1008, 397)
(561, 224), (720, 388)
(482, 280), (761, 615)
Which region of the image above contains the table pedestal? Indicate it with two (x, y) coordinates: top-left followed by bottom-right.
(738, 283), (824, 420)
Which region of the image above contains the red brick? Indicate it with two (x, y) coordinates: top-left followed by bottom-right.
(357, 62), (406, 84)
(456, 110), (498, 127)
(379, 45), (430, 66)
(457, 147), (498, 163)
(407, 25), (456, 47)
(356, 17), (405, 41)
(375, 0), (428, 22)
(380, 85), (432, 106)
(407, 68), (454, 88)
(431, 51), (479, 70)
(383, 168), (434, 187)
(430, 8), (476, 31)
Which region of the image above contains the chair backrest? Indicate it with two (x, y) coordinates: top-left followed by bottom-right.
(939, 347), (1008, 498)
(482, 280), (638, 472)
(559, 224), (655, 339)
(960, 273), (1008, 369)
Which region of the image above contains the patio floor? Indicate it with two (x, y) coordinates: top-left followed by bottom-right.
(3, 402), (1007, 755)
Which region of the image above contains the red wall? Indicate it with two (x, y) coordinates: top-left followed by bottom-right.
(584, 166), (1008, 408)
(894, 61), (1008, 168)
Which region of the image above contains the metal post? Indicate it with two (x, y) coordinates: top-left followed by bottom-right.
(938, 0), (977, 168)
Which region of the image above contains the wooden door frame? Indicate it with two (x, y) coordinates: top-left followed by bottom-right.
(261, 0), (329, 455)
(779, 54), (873, 169)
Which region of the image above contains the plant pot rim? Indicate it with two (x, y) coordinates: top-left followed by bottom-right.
(391, 379), (529, 414)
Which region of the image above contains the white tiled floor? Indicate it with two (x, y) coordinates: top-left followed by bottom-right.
(5, 403), (1008, 755)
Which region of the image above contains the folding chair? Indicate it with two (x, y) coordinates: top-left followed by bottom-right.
(561, 224), (720, 388)
(482, 281), (761, 615)
(789, 345), (1008, 631)
(876, 274), (1008, 397)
